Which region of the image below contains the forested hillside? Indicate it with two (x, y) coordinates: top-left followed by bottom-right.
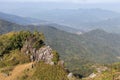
(0, 19), (120, 77)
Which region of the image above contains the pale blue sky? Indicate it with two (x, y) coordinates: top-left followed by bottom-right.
(0, 0), (120, 3)
(0, 0), (120, 15)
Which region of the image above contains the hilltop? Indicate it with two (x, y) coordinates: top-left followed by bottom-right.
(0, 31), (76, 80)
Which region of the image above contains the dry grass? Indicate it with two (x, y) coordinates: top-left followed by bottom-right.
(0, 62), (33, 80)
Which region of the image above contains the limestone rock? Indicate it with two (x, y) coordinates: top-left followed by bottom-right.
(21, 38), (54, 64)
(67, 73), (74, 79)
(89, 73), (97, 78)
(34, 46), (54, 64)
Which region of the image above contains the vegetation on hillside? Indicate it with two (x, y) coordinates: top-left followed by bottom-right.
(81, 62), (120, 80)
(0, 50), (30, 68)
(0, 31), (71, 80)
(0, 31), (44, 56)
(0, 19), (120, 77)
(19, 62), (69, 80)
(0, 31), (45, 68)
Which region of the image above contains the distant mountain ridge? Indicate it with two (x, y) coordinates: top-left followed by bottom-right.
(0, 18), (120, 73)
(0, 11), (47, 25)
(20, 8), (120, 33)
(0, 19), (22, 34)
(0, 11), (83, 34)
(85, 17), (120, 33)
(1, 9), (120, 33)
(1, 8), (120, 33)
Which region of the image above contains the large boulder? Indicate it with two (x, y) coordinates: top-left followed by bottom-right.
(22, 43), (54, 64)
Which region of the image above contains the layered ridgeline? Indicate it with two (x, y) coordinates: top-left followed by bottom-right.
(0, 12), (46, 25)
(18, 8), (120, 33)
(0, 19), (120, 77)
(0, 12), (82, 34)
(0, 31), (77, 80)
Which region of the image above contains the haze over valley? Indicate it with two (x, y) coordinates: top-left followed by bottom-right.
(0, 0), (120, 80)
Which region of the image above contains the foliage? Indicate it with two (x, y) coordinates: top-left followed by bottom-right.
(0, 31), (69, 80)
(112, 62), (120, 72)
(33, 31), (45, 49)
(52, 50), (59, 64)
(72, 66), (94, 78)
(1, 19), (120, 77)
(29, 62), (68, 80)
(0, 31), (45, 68)
(0, 50), (30, 68)
(83, 62), (120, 80)
(0, 31), (45, 56)
(0, 66), (14, 75)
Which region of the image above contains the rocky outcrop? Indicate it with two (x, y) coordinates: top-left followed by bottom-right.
(88, 73), (97, 78)
(33, 46), (54, 64)
(67, 73), (75, 80)
(21, 38), (54, 65)
(20, 34), (76, 79)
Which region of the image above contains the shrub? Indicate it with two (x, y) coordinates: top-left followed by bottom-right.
(52, 50), (59, 64)
(31, 62), (68, 80)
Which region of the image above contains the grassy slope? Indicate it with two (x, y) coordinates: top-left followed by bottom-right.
(0, 31), (70, 80)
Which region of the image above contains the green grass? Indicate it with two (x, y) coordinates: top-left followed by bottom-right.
(20, 62), (69, 80)
(0, 50), (30, 68)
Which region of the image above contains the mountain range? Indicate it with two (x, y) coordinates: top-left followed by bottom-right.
(18, 8), (120, 33)
(0, 12), (82, 34)
(1, 8), (120, 33)
(1, 8), (120, 34)
(0, 14), (120, 77)
(0, 12), (48, 25)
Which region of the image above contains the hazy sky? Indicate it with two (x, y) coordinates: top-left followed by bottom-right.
(0, 0), (120, 17)
(0, 0), (120, 3)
